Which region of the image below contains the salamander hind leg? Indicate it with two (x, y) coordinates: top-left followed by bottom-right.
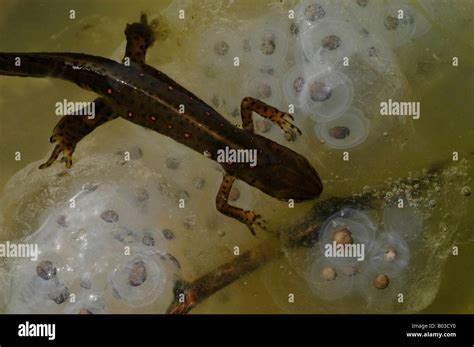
(39, 98), (116, 169)
(240, 97), (302, 141)
(215, 172), (267, 236)
(124, 13), (159, 64)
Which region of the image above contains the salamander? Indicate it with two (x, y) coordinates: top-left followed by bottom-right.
(0, 14), (323, 235)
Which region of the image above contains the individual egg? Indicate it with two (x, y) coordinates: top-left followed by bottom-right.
(7, 254), (73, 313)
(376, 3), (417, 47)
(373, 273), (390, 289)
(32, 252), (73, 291)
(206, 89), (239, 119)
(353, 266), (403, 312)
(359, 37), (395, 73)
(295, 0), (343, 29)
(248, 19), (289, 69)
(300, 68), (354, 122)
(332, 227), (353, 245)
(108, 248), (174, 309)
(242, 72), (283, 107)
(368, 231), (410, 277)
(383, 206), (423, 241)
(301, 20), (361, 65)
(64, 293), (107, 314)
(306, 253), (354, 301)
(318, 208), (377, 266)
(282, 64), (307, 107)
(36, 260), (57, 281)
(47, 282), (70, 304)
(314, 107), (370, 149)
(199, 26), (239, 69)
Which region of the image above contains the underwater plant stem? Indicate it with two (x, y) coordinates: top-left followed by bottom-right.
(166, 194), (374, 314)
(166, 241), (280, 314)
(166, 162), (446, 314)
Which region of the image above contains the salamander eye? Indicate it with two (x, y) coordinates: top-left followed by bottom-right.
(301, 20), (360, 65)
(300, 67), (353, 122)
(314, 107), (370, 149)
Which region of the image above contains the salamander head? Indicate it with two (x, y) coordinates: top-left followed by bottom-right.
(236, 137), (323, 201)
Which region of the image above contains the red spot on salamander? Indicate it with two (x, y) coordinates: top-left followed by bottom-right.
(107, 88), (112, 94)
(127, 112), (133, 118)
(168, 85), (173, 91)
(204, 111), (211, 116)
(167, 125), (173, 129)
(184, 133), (190, 139)
(150, 116), (156, 121)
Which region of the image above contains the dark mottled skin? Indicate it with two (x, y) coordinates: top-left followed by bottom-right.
(0, 14), (322, 235)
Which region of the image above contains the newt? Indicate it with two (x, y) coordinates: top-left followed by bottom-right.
(0, 14), (323, 235)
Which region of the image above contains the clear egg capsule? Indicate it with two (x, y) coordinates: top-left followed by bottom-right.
(248, 20), (289, 69)
(300, 68), (353, 122)
(376, 3), (417, 47)
(242, 72), (282, 106)
(353, 267), (403, 312)
(315, 107), (370, 149)
(282, 64), (306, 107)
(295, 0), (343, 29)
(108, 250), (169, 308)
(301, 20), (360, 65)
(318, 208), (377, 266)
(31, 252), (72, 292)
(306, 253), (354, 301)
(199, 26), (239, 68)
(368, 231), (410, 277)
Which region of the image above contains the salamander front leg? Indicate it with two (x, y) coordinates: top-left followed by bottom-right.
(240, 97), (302, 141)
(124, 13), (158, 64)
(39, 98), (116, 169)
(215, 172), (267, 236)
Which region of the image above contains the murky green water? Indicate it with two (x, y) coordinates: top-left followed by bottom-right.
(0, 0), (472, 313)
